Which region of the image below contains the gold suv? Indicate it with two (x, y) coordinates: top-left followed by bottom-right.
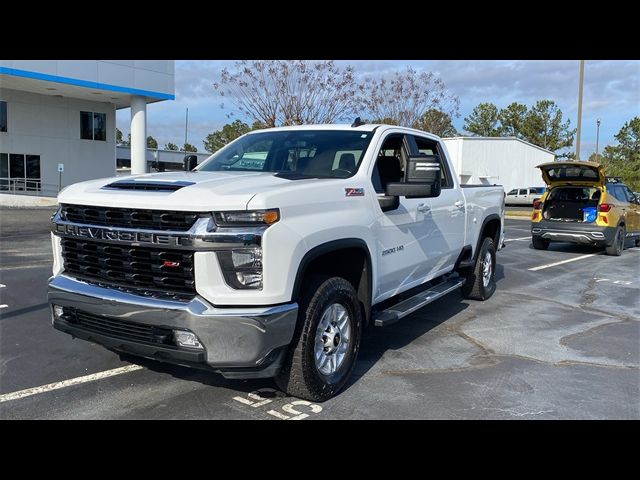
(531, 161), (640, 256)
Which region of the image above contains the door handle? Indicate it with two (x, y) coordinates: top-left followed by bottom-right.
(417, 203), (431, 213)
(454, 200), (465, 209)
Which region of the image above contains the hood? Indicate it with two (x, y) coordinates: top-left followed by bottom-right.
(537, 161), (605, 188)
(58, 171), (323, 211)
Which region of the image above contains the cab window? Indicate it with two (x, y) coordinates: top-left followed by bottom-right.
(518, 189), (527, 195)
(507, 189), (517, 196)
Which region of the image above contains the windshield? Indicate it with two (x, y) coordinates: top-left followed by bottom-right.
(197, 130), (374, 178)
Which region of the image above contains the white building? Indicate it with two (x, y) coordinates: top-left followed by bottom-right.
(0, 60), (174, 196)
(441, 136), (555, 193)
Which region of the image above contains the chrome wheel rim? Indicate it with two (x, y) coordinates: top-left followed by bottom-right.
(314, 303), (351, 376)
(482, 251), (493, 287)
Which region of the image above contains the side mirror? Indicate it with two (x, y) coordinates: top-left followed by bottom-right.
(385, 154), (442, 198)
(377, 195), (400, 212)
(184, 155), (198, 171)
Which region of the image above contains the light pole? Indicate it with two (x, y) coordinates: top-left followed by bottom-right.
(595, 118), (601, 162)
(575, 60), (585, 161)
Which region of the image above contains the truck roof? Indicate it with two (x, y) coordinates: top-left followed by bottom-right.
(245, 123), (443, 141)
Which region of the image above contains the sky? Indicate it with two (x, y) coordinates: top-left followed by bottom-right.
(116, 60), (639, 157)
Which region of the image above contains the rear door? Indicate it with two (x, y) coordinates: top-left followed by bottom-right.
(622, 185), (640, 233)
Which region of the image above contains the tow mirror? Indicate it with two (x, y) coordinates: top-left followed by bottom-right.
(184, 155), (198, 171)
(385, 154), (441, 198)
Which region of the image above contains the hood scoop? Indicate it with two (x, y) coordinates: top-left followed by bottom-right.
(103, 179), (195, 192)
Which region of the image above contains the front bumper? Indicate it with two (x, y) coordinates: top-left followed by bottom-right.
(48, 275), (298, 378)
(531, 220), (616, 245)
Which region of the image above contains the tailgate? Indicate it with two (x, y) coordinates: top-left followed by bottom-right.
(537, 161), (604, 187)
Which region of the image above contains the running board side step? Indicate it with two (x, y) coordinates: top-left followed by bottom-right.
(373, 278), (466, 327)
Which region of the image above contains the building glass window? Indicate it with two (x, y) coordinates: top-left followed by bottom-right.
(80, 111), (93, 140)
(93, 112), (106, 141)
(0, 153), (8, 189)
(9, 154), (25, 178)
(26, 155), (41, 180)
(0, 101), (7, 132)
(0, 153), (41, 192)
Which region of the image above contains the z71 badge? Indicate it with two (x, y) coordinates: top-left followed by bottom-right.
(345, 188), (365, 197)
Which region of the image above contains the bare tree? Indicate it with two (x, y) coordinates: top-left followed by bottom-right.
(356, 67), (460, 128)
(213, 60), (360, 127)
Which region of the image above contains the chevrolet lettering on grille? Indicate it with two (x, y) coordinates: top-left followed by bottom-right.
(54, 223), (194, 247)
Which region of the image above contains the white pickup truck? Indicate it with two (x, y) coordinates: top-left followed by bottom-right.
(48, 123), (505, 401)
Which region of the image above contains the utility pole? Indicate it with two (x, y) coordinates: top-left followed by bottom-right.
(184, 107), (189, 151)
(575, 60), (585, 161)
(595, 118), (601, 162)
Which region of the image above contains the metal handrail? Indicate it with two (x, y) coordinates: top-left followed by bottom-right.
(0, 178), (59, 196)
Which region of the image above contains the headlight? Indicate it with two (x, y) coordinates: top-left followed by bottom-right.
(214, 209), (279, 227)
(216, 248), (263, 289)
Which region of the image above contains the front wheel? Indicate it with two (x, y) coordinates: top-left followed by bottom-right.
(275, 276), (362, 402)
(461, 236), (497, 301)
(605, 225), (625, 256)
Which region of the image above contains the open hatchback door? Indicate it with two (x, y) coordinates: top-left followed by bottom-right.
(537, 161), (605, 188)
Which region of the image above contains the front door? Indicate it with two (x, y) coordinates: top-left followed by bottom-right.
(370, 133), (438, 302)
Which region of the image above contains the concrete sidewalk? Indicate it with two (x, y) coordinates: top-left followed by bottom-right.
(0, 194), (57, 208)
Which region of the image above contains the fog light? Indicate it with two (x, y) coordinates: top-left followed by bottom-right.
(173, 330), (203, 349)
(53, 305), (65, 319)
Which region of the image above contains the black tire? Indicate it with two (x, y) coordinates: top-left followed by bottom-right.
(532, 236), (550, 250)
(605, 225), (625, 256)
(275, 276), (362, 402)
(635, 238), (640, 247)
(461, 237), (497, 301)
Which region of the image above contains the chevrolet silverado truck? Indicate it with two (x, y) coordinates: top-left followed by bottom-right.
(48, 123), (505, 401)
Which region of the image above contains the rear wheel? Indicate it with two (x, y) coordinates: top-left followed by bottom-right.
(635, 238), (640, 247)
(461, 236), (496, 301)
(275, 276), (362, 402)
(532, 236), (550, 250)
(605, 225), (625, 256)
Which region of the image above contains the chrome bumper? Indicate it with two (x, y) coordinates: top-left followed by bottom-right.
(48, 275), (298, 378)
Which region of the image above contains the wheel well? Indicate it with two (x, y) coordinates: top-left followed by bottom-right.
(482, 217), (501, 246)
(293, 242), (372, 325)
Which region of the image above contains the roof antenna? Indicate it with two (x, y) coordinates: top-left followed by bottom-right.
(351, 117), (365, 128)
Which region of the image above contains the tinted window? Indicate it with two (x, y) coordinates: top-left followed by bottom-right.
(623, 187), (636, 203)
(198, 130), (373, 178)
(544, 165), (599, 181)
(518, 189), (527, 195)
(93, 112), (106, 141)
(80, 111), (93, 140)
(0, 101), (7, 132)
(413, 136), (452, 188)
(607, 185), (626, 202)
(9, 154), (24, 178)
(26, 155), (40, 179)
(0, 153), (7, 189)
(507, 189), (517, 195)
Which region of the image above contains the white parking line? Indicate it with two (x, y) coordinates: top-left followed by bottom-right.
(0, 365), (144, 403)
(504, 236), (530, 242)
(528, 253), (599, 271)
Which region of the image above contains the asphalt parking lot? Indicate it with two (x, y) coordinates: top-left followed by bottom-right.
(1, 207), (638, 419)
